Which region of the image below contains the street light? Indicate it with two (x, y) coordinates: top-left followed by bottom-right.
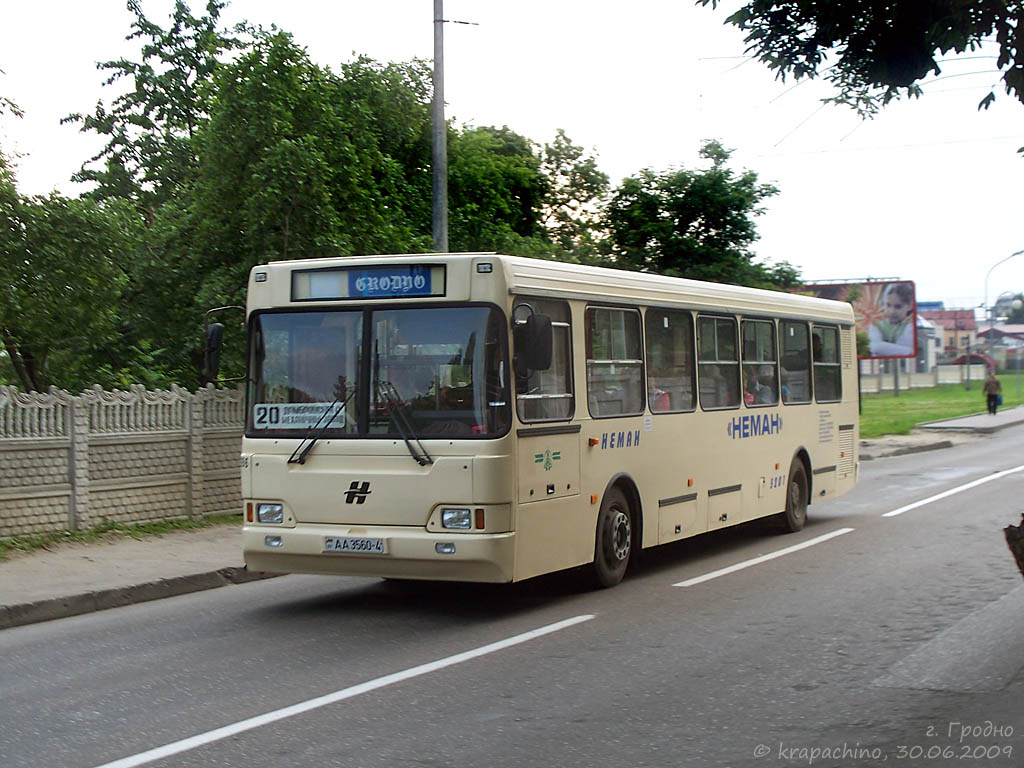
(432, 0), (448, 253)
(984, 248), (1024, 364)
(1014, 298), (1024, 397)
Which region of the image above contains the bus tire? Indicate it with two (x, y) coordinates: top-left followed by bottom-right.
(591, 486), (632, 588)
(779, 459), (808, 532)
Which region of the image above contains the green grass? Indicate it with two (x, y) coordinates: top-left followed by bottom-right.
(0, 513), (241, 562)
(860, 381), (1023, 438)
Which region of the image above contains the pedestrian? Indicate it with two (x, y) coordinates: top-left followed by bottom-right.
(983, 371), (1003, 415)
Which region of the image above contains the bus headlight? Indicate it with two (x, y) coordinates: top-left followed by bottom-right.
(257, 503), (284, 524)
(441, 508), (472, 529)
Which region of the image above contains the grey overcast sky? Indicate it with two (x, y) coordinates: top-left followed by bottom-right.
(2, 1), (1023, 312)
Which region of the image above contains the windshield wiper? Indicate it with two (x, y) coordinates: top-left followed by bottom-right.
(377, 380), (433, 466)
(287, 389), (357, 465)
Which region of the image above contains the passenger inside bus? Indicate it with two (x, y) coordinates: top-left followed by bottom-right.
(744, 365), (778, 405)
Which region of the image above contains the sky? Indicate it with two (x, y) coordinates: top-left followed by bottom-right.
(2, 1), (1023, 313)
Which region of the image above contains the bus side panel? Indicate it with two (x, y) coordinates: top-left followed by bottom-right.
(618, 421), (708, 548)
(513, 495), (595, 581)
(513, 430), (589, 581)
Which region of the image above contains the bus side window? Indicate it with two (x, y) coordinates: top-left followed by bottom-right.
(697, 315), (740, 410)
(514, 298), (574, 422)
(645, 308), (695, 413)
(586, 306), (644, 418)
(741, 318), (778, 406)
(813, 325), (842, 402)
(780, 320), (812, 404)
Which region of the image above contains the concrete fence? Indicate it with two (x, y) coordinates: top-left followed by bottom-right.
(858, 364), (987, 394)
(0, 385), (243, 538)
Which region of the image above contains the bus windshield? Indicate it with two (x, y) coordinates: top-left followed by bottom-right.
(249, 305), (510, 439)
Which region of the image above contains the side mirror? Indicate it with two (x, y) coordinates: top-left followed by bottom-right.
(205, 322), (224, 381)
(524, 314), (553, 371)
(514, 313), (553, 378)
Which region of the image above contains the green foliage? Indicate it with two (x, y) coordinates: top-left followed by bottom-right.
(0, 185), (142, 392)
(15, 3), (804, 392)
(448, 125), (551, 255)
(856, 331), (872, 358)
(195, 37), (431, 278)
(62, 0), (242, 211)
(697, 0), (1024, 116)
(601, 140), (787, 288)
(1007, 296), (1024, 324)
(185, 34), (442, 377)
(540, 129), (609, 258)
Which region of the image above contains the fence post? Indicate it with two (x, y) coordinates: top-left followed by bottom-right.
(70, 393), (91, 531)
(188, 390), (205, 521)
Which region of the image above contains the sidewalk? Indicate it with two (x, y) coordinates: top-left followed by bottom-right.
(0, 525), (278, 630)
(3, 406), (1024, 630)
(860, 404), (1024, 460)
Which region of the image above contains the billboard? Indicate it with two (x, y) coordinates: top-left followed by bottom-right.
(802, 281), (917, 360)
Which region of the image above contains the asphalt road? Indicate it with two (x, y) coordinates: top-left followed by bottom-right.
(3, 428), (1024, 768)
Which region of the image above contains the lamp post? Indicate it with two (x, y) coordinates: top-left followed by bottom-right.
(984, 248), (1024, 365)
(431, 0), (448, 253)
(1011, 298), (1024, 397)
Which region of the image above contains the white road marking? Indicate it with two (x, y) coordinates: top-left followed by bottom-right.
(92, 614), (595, 768)
(672, 527), (855, 587)
(882, 464), (1024, 517)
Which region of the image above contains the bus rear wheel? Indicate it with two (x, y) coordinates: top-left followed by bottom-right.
(591, 487), (632, 588)
(778, 459), (808, 532)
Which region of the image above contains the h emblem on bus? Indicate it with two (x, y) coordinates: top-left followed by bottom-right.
(345, 481), (372, 504)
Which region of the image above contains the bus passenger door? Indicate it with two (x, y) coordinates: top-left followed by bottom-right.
(514, 429), (585, 580)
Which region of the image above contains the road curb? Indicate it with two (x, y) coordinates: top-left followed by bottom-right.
(0, 566), (282, 630)
(920, 410), (1024, 434)
(921, 423), (1018, 435)
(860, 440), (954, 461)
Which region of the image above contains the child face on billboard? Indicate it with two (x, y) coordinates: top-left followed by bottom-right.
(883, 289), (912, 324)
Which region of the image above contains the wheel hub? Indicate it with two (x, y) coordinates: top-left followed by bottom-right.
(611, 510), (631, 561)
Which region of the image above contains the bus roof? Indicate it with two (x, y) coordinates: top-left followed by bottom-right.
(252, 252), (854, 325)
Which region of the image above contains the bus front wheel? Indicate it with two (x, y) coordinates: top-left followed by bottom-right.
(591, 487), (632, 588)
(778, 460), (808, 532)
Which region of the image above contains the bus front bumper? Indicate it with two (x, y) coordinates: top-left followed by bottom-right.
(243, 524), (516, 583)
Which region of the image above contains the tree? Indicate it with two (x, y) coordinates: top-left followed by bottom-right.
(63, 0), (242, 213)
(697, 0), (1024, 115)
(191, 35), (436, 301)
(539, 129), (609, 258)
(448, 125), (551, 256)
(602, 140), (792, 288)
(58, 2), (580, 387)
(1004, 294), (1024, 324)
(0, 185), (139, 392)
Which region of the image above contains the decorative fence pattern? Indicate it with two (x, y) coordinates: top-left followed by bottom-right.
(0, 385), (244, 538)
(858, 364), (988, 394)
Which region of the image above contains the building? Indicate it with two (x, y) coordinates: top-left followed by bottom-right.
(918, 309), (977, 359)
(977, 323), (1024, 370)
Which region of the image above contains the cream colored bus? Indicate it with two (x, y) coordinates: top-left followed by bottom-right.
(233, 252), (858, 587)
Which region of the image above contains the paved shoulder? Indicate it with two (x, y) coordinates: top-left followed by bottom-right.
(0, 525), (277, 630)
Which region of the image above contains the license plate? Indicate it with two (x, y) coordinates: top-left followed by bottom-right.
(323, 536), (385, 554)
